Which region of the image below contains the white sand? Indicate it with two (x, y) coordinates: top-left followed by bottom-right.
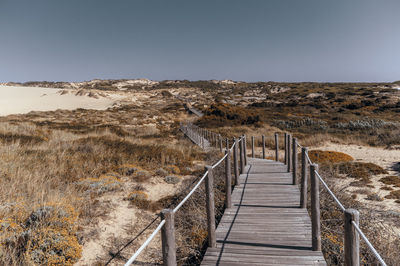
(0, 85), (116, 116)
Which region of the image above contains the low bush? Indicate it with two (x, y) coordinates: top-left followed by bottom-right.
(164, 176), (181, 184)
(165, 165), (180, 175)
(308, 150), (354, 164)
(197, 103), (261, 127)
(75, 175), (122, 195)
(379, 176), (400, 187)
(337, 162), (387, 184)
(0, 203), (81, 266)
(384, 190), (400, 200)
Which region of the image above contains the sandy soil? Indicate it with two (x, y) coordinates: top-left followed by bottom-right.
(76, 175), (191, 265)
(313, 142), (400, 211)
(0, 86), (117, 116)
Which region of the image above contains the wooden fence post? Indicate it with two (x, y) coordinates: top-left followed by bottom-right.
(219, 135), (223, 153)
(244, 135), (248, 165)
(287, 134), (291, 172)
(310, 164), (321, 251)
(205, 166), (216, 248)
(161, 209), (176, 266)
(300, 147), (308, 209)
(284, 132), (288, 165)
(240, 137), (245, 175)
(275, 133), (279, 161)
(226, 138), (229, 150)
(292, 137), (298, 185)
(344, 209), (360, 266)
(262, 135), (265, 159)
(225, 148), (232, 208)
(234, 138), (240, 185)
(251, 136), (255, 158)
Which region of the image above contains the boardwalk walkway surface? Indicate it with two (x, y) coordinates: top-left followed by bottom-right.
(201, 158), (327, 266)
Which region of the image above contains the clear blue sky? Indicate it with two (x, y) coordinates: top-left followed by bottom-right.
(1, 0), (399, 82)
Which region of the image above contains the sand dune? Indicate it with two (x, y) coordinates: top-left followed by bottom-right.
(0, 85), (117, 116)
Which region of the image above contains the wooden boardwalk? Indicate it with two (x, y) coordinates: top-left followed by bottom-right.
(201, 158), (326, 266)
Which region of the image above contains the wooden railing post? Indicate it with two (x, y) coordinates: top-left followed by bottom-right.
(275, 133), (279, 161)
(287, 134), (291, 172)
(234, 138), (240, 185)
(344, 209), (360, 266)
(251, 136), (255, 158)
(284, 132), (288, 165)
(292, 137), (298, 185)
(205, 166), (216, 247)
(161, 209), (176, 266)
(310, 164), (321, 251)
(226, 138), (229, 150)
(262, 135), (266, 159)
(219, 135), (223, 152)
(225, 148), (232, 208)
(240, 137), (245, 174)
(300, 147), (308, 209)
(244, 135), (248, 165)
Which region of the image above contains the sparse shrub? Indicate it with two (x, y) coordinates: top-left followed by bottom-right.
(337, 162), (387, 184)
(384, 190), (400, 200)
(308, 150), (354, 164)
(273, 118), (328, 131)
(0, 133), (47, 145)
(366, 193), (384, 201)
(165, 165), (180, 175)
(380, 176), (400, 187)
(0, 203), (81, 266)
(156, 168), (168, 177)
(132, 170), (151, 182)
(197, 103), (261, 127)
(124, 191), (161, 211)
(75, 176), (122, 194)
(161, 90), (173, 97)
(335, 118), (399, 130)
(116, 164), (141, 176)
(164, 176), (181, 184)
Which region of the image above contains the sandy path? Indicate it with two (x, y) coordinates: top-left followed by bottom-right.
(76, 175), (191, 265)
(76, 191), (138, 266)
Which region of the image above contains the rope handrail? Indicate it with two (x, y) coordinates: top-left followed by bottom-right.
(351, 221), (387, 266)
(297, 142), (303, 149)
(125, 219), (166, 266)
(305, 146), (386, 265)
(173, 171), (208, 213)
(126, 126), (239, 264)
(212, 153), (228, 169)
(314, 171), (346, 212)
(305, 152), (313, 165)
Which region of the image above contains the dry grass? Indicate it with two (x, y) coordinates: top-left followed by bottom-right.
(0, 94), (205, 264)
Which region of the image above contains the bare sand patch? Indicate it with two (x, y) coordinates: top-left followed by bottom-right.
(313, 142), (400, 211)
(0, 86), (117, 116)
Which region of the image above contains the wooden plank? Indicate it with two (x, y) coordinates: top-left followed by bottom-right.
(201, 159), (326, 266)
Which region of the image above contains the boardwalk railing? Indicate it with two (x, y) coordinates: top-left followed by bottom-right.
(125, 129), (387, 266)
(250, 133), (387, 266)
(125, 124), (245, 266)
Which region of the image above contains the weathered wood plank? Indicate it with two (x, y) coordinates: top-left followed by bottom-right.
(201, 159), (326, 265)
